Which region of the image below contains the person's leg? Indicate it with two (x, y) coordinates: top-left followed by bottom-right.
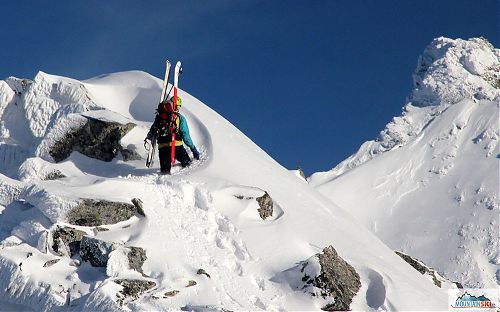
(158, 147), (172, 173)
(175, 146), (192, 168)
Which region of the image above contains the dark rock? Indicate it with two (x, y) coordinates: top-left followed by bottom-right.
(186, 280), (197, 287)
(49, 116), (135, 163)
(197, 268), (211, 278)
(120, 148), (142, 161)
(79, 235), (115, 267)
(115, 279), (156, 301)
(316, 246), (361, 311)
(92, 227), (109, 236)
(44, 170), (66, 180)
(127, 246), (147, 275)
(395, 251), (427, 274)
(51, 225), (86, 257)
(297, 167), (306, 180)
(164, 290), (180, 297)
(67, 199), (140, 226)
(234, 195), (253, 200)
(395, 251), (461, 288)
(279, 246), (361, 311)
(131, 198), (145, 217)
(256, 192), (273, 220)
(43, 259), (61, 268)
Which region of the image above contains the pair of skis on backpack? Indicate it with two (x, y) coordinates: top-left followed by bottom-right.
(145, 60), (182, 169)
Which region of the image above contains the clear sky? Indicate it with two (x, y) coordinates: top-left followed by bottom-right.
(1, 1), (498, 175)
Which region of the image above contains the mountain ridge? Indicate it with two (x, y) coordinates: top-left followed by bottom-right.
(310, 37), (499, 288)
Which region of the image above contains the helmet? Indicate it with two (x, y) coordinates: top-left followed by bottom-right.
(167, 96), (182, 108)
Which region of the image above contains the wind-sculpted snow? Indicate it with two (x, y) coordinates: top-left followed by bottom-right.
(310, 37), (499, 183)
(310, 37), (499, 288)
(23, 72), (100, 138)
(0, 69), (449, 310)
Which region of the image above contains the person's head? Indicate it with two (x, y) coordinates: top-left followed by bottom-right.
(167, 96), (182, 109)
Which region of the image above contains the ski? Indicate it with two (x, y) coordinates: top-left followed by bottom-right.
(160, 60), (171, 103)
(146, 60), (171, 168)
(170, 61), (182, 165)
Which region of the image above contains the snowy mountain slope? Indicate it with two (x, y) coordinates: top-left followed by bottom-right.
(0, 69), (450, 311)
(310, 37), (499, 288)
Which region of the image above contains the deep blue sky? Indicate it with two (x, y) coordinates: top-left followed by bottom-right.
(1, 1), (498, 175)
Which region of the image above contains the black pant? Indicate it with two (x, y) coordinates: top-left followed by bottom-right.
(158, 145), (191, 173)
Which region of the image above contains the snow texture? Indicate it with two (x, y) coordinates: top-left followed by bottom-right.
(310, 37), (499, 289)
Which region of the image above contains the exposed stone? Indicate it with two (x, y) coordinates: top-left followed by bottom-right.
(44, 170), (66, 180)
(283, 246), (361, 311)
(79, 236), (116, 267)
(395, 251), (462, 289)
(43, 259), (61, 268)
(315, 246), (361, 311)
(164, 290), (180, 297)
(115, 279), (156, 301)
(92, 227), (109, 236)
(234, 195), (253, 200)
(67, 199), (140, 226)
(186, 280), (197, 287)
(127, 246), (147, 275)
(197, 268), (211, 278)
(297, 167), (306, 180)
(131, 198), (145, 217)
(49, 116), (136, 163)
(51, 225), (86, 257)
(256, 192), (273, 220)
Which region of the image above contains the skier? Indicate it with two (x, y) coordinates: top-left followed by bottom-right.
(145, 96), (200, 174)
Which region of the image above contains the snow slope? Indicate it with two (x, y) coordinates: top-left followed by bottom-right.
(0, 67), (449, 310)
(310, 37), (500, 289)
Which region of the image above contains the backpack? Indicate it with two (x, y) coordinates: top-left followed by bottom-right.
(156, 102), (181, 140)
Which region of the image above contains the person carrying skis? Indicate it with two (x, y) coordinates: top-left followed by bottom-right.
(145, 96), (200, 174)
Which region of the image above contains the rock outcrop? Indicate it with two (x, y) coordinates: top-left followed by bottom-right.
(395, 251), (463, 289)
(256, 192), (273, 220)
(67, 199), (142, 226)
(80, 236), (116, 267)
(127, 246), (147, 275)
(315, 246), (361, 311)
(51, 225), (86, 257)
(115, 279), (156, 304)
(49, 116), (138, 162)
(276, 245), (361, 311)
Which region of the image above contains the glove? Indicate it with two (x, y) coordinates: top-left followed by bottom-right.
(191, 147), (200, 160)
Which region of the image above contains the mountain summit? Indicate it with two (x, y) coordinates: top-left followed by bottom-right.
(310, 37), (499, 288)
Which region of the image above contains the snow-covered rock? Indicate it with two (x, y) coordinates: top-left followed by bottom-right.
(310, 37), (499, 288)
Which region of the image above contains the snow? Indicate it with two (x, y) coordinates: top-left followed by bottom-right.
(0, 52), (459, 310)
(310, 37), (499, 289)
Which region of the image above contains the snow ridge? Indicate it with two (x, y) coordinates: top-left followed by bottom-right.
(310, 37), (499, 288)
(310, 37), (499, 184)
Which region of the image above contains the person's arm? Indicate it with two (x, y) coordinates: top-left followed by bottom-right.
(179, 114), (199, 159)
(146, 114), (160, 141)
